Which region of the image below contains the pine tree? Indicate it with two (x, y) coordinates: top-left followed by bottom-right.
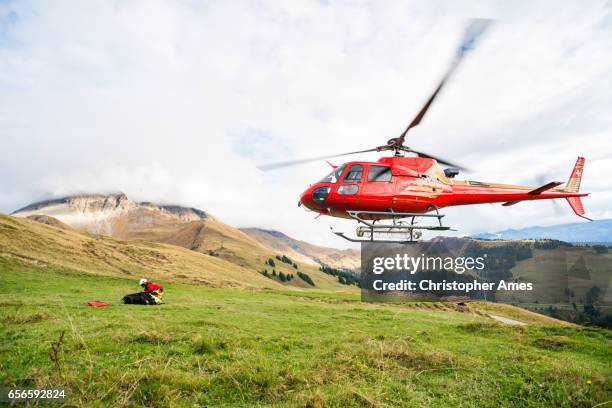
(297, 272), (315, 286)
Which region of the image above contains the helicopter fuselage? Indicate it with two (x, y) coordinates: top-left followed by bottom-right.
(299, 156), (588, 219)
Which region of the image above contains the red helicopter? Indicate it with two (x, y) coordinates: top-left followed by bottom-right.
(260, 20), (590, 243)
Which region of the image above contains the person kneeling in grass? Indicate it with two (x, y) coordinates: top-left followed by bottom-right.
(140, 278), (164, 304)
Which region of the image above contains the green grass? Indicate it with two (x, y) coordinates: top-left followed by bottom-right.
(1, 258), (610, 407)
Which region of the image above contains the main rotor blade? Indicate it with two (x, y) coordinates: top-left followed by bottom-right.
(397, 18), (493, 144)
(257, 147), (381, 171)
(411, 149), (469, 171)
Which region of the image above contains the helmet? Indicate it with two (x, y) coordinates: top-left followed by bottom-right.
(139, 278), (148, 286)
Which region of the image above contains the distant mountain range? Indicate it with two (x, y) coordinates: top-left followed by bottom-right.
(10, 193), (360, 273)
(472, 219), (612, 243)
(240, 228), (359, 271)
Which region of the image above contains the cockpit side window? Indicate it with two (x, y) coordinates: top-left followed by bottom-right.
(344, 165), (363, 182)
(318, 164), (346, 183)
(367, 165), (392, 182)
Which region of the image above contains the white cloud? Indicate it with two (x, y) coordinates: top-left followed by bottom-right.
(1, 0), (611, 248)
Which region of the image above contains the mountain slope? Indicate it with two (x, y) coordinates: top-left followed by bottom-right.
(11, 193), (296, 270)
(10, 193), (354, 291)
(240, 228), (360, 271)
(25, 214), (73, 231)
(387, 236), (611, 327)
(12, 195), (302, 268)
(0, 213), (277, 289)
(472, 219), (612, 243)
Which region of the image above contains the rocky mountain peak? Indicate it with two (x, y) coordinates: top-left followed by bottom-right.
(12, 193), (208, 235)
(12, 192), (132, 215)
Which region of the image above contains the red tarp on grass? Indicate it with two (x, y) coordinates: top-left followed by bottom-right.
(87, 301), (110, 307)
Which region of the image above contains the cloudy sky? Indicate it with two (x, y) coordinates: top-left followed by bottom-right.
(1, 0), (611, 248)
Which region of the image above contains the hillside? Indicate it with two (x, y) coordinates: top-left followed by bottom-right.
(0, 213), (275, 289)
(11, 194), (354, 291)
(387, 236), (612, 327)
(13, 193), (361, 273)
(26, 214), (74, 231)
(472, 219), (612, 243)
(241, 228), (360, 271)
(0, 214), (350, 292)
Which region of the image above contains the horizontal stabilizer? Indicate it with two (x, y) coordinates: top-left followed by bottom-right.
(528, 181), (563, 195)
(502, 181), (563, 206)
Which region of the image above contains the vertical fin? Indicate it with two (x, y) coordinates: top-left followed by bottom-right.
(565, 157), (590, 220)
(566, 156), (585, 192)
(566, 197), (592, 221)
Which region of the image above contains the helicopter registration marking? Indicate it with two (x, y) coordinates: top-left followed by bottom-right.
(400, 179), (446, 196)
(415, 178), (446, 188)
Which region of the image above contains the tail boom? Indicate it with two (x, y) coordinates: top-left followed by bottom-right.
(450, 156), (590, 220)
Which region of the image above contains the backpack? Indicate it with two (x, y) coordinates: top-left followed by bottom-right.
(123, 292), (156, 305)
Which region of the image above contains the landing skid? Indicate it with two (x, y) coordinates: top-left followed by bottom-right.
(331, 209), (452, 244)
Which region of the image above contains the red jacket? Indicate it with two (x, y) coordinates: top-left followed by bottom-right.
(143, 282), (163, 293)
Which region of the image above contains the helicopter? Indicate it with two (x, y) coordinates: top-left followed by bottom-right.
(259, 19), (590, 243)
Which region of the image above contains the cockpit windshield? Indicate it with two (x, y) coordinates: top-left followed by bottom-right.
(318, 164), (346, 183)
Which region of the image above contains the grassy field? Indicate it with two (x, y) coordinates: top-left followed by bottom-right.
(1, 258), (610, 407)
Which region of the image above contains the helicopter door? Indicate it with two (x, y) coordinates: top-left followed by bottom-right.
(335, 164), (363, 204)
(360, 165), (395, 209)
